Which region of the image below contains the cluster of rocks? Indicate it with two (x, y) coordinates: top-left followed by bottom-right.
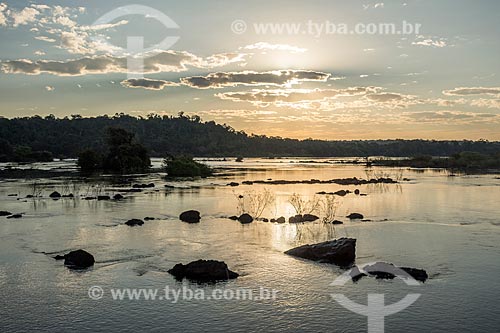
(316, 189), (366, 196)
(132, 183), (155, 189)
(235, 177), (397, 186)
(350, 262), (428, 283)
(288, 214), (320, 223)
(1, 211), (22, 219)
(284, 239), (428, 282)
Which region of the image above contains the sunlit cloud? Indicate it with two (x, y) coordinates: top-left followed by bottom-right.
(121, 78), (178, 90)
(0, 51), (247, 76)
(443, 87), (500, 96)
(180, 70), (331, 89)
(241, 42), (307, 53)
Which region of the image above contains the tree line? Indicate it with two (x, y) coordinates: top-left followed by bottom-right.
(1, 113), (499, 162)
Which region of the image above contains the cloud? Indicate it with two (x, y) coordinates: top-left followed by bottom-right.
(120, 78), (178, 90)
(241, 42), (307, 53)
(470, 99), (500, 109)
(34, 35), (57, 43)
(402, 111), (500, 123)
(412, 36), (447, 47)
(11, 7), (40, 27)
(363, 3), (384, 10)
(443, 87), (500, 96)
(0, 3), (7, 26)
(0, 51), (247, 76)
(79, 20), (129, 31)
(181, 70), (331, 89)
(216, 87), (376, 107)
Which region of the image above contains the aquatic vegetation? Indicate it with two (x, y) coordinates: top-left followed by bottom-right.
(164, 156), (212, 178)
(288, 193), (321, 216)
(235, 189), (275, 218)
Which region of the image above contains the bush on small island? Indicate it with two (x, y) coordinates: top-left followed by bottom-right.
(77, 127), (150, 174)
(164, 156), (213, 178)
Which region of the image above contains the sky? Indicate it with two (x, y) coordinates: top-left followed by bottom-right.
(0, 0), (499, 140)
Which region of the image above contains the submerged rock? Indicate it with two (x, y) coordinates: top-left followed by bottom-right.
(125, 218), (144, 227)
(228, 215), (239, 221)
(113, 193), (124, 200)
(276, 216), (286, 224)
(97, 195), (110, 201)
(180, 210), (201, 223)
(329, 220), (344, 225)
(289, 214), (320, 223)
(168, 259), (239, 282)
(334, 190), (349, 196)
(285, 238), (356, 267)
(228, 182), (239, 187)
(238, 213), (253, 224)
(55, 249), (95, 269)
(358, 262), (428, 283)
(303, 214), (320, 222)
(132, 183), (155, 189)
(7, 214), (22, 219)
(144, 217), (155, 221)
(0, 211), (12, 216)
(346, 213), (364, 219)
(49, 191), (61, 199)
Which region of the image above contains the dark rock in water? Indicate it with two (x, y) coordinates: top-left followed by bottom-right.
(303, 214), (319, 222)
(84, 196), (96, 200)
(276, 216), (286, 224)
(262, 218), (269, 222)
(354, 189), (360, 195)
(228, 215), (238, 221)
(7, 194), (17, 197)
(61, 249), (95, 269)
(330, 220), (344, 225)
(26, 195), (33, 198)
(125, 218), (144, 226)
(0, 211), (12, 216)
(400, 267), (429, 282)
(238, 213), (253, 224)
(62, 193), (74, 198)
(362, 262), (428, 282)
(285, 238), (356, 267)
(289, 215), (303, 223)
(334, 190), (349, 196)
(228, 182), (239, 187)
(168, 259), (239, 282)
(113, 193), (124, 200)
(180, 210), (201, 223)
(53, 255), (65, 260)
(349, 266), (368, 282)
(7, 214), (22, 219)
(144, 217), (155, 221)
(97, 195), (110, 201)
(347, 213), (364, 219)
(133, 183), (155, 188)
(49, 191), (61, 198)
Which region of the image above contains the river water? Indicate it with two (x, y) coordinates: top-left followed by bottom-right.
(0, 158), (499, 332)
